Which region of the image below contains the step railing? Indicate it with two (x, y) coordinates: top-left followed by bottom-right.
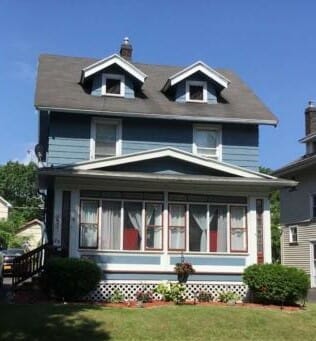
(12, 243), (49, 288)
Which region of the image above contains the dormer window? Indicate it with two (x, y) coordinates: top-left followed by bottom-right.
(186, 81), (207, 103)
(102, 74), (125, 97)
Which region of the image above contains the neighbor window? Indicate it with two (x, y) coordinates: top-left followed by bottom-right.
(230, 206), (247, 252)
(312, 195), (316, 219)
(102, 74), (125, 97)
(186, 80), (207, 102)
(169, 204), (186, 250)
(80, 200), (99, 248)
(289, 226), (298, 244)
(193, 125), (221, 159)
(91, 119), (121, 159)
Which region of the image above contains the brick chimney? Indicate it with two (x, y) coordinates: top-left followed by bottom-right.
(305, 101), (316, 136)
(119, 37), (133, 61)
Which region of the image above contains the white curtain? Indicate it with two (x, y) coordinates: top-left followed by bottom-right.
(127, 203), (142, 232)
(101, 201), (121, 250)
(190, 205), (207, 252)
(169, 205), (185, 249)
(146, 204), (162, 249)
(81, 201), (98, 248)
(231, 207), (246, 251)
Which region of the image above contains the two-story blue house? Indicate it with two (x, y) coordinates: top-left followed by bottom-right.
(35, 38), (295, 300)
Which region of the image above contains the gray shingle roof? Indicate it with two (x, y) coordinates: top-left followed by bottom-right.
(34, 54), (278, 125)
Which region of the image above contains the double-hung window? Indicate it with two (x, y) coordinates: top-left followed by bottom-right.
(186, 80), (207, 103)
(91, 119), (121, 159)
(102, 74), (125, 97)
(289, 226), (298, 244)
(193, 125), (221, 160)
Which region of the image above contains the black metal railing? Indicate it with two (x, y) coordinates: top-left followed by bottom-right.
(12, 243), (49, 288)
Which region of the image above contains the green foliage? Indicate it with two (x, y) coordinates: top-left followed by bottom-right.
(243, 263), (310, 305)
(218, 291), (240, 303)
(259, 166), (281, 263)
(42, 257), (102, 301)
(154, 282), (186, 304)
(110, 289), (124, 303)
(197, 291), (213, 302)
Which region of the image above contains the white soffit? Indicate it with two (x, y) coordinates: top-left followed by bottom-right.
(163, 61), (230, 91)
(81, 54), (147, 83)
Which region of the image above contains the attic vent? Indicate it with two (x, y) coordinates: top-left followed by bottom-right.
(120, 37), (133, 61)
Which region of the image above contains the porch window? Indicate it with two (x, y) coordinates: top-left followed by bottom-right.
(91, 119), (121, 160)
(193, 125), (221, 160)
(123, 202), (142, 250)
(80, 200), (99, 248)
(230, 206), (247, 252)
(145, 203), (163, 250)
(169, 204), (186, 250)
(209, 205), (227, 252)
(100, 201), (121, 250)
(289, 226), (298, 244)
(189, 205), (207, 252)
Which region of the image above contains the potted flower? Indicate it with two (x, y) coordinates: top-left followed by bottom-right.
(174, 262), (195, 283)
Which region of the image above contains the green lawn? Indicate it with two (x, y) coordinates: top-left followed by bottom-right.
(0, 303), (316, 341)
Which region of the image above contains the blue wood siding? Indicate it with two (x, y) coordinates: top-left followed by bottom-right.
(170, 256), (246, 266)
(47, 113), (90, 166)
(103, 272), (242, 282)
(122, 118), (193, 154)
(90, 64), (135, 98)
(47, 114), (259, 170)
(175, 73), (218, 104)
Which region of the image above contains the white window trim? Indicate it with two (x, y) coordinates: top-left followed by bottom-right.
(101, 73), (125, 97)
(90, 118), (122, 160)
(192, 124), (222, 161)
(185, 80), (207, 103)
(289, 225), (298, 244)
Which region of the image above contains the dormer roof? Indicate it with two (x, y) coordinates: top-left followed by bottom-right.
(162, 61), (230, 92)
(80, 53), (147, 84)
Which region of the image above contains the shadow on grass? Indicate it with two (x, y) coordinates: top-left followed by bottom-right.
(0, 304), (110, 341)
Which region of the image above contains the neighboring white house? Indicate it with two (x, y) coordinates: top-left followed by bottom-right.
(0, 196), (12, 221)
(16, 219), (47, 251)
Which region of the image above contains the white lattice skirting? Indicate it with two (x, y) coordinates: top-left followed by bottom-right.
(88, 281), (248, 302)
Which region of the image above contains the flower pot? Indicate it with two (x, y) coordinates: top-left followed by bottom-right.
(177, 273), (189, 283)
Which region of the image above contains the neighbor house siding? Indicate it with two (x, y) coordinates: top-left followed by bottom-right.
(281, 222), (316, 274)
(280, 168), (316, 224)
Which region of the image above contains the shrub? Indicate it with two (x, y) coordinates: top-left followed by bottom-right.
(135, 290), (153, 303)
(43, 257), (102, 301)
(110, 289), (124, 303)
(154, 282), (186, 304)
(197, 291), (213, 302)
(218, 291), (239, 303)
(243, 263), (310, 306)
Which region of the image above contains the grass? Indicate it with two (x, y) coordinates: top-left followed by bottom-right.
(0, 303), (316, 340)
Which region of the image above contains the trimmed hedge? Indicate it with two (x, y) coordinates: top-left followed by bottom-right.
(42, 257), (102, 301)
(243, 263), (310, 305)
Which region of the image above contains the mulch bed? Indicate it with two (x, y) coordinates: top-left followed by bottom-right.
(12, 287), (303, 311)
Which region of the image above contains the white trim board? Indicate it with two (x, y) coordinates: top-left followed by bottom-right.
(69, 147), (269, 179)
(0, 196), (12, 208)
(81, 54), (147, 83)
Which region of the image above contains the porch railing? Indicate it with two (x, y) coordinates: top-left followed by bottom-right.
(12, 243), (49, 288)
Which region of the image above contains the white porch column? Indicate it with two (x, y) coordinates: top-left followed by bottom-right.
(263, 198), (272, 263)
(247, 197), (257, 266)
(69, 189), (80, 258)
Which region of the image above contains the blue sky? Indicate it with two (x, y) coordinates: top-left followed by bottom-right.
(1, 0), (315, 169)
